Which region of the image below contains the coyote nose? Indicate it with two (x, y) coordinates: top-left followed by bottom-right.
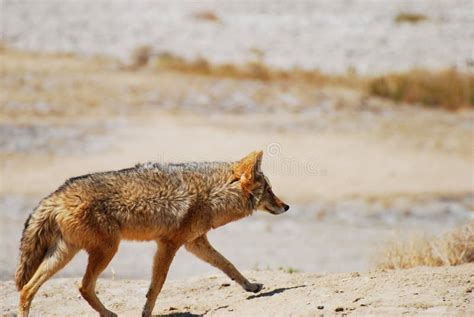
(283, 204), (290, 211)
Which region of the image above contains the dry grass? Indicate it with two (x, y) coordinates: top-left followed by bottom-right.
(1, 47), (330, 118)
(377, 222), (474, 270)
(152, 52), (334, 84)
(395, 12), (428, 24)
(150, 52), (473, 110)
(368, 69), (474, 110)
(192, 10), (221, 23)
(2, 45), (472, 119)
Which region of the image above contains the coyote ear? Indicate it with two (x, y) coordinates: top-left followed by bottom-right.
(233, 151), (263, 191)
(253, 150), (263, 172)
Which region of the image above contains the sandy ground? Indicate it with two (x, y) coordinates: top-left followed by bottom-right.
(2, 0), (474, 74)
(1, 265), (473, 316)
(2, 111), (473, 200)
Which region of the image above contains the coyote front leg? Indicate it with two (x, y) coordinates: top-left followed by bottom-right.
(185, 235), (262, 293)
(142, 241), (179, 317)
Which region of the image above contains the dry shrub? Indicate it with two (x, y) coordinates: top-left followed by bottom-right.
(377, 222), (474, 270)
(368, 69), (474, 110)
(153, 52), (329, 85)
(245, 61), (272, 81)
(213, 63), (240, 78)
(130, 45), (153, 69)
(192, 10), (220, 23)
(154, 52), (212, 74)
(154, 52), (187, 70)
(395, 12), (428, 24)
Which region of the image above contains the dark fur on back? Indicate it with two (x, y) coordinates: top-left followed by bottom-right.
(21, 214), (32, 236)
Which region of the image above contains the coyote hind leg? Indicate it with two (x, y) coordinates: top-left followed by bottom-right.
(18, 238), (79, 317)
(79, 241), (119, 317)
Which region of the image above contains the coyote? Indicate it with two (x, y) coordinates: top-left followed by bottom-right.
(16, 151), (289, 316)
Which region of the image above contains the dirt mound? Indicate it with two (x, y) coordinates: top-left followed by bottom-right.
(1, 265), (473, 316)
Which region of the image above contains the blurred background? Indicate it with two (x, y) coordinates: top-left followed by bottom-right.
(1, 0), (473, 282)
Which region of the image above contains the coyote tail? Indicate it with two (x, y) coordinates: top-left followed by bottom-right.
(15, 201), (59, 290)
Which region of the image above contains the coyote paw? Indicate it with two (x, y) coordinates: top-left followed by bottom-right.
(141, 309), (152, 317)
(244, 282), (263, 293)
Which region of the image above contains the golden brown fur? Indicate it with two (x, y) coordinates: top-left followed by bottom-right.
(15, 151), (289, 317)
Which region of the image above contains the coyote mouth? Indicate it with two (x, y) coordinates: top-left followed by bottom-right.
(265, 206), (286, 215)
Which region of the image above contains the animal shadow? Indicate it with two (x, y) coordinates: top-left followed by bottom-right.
(155, 313), (202, 317)
(246, 285), (307, 300)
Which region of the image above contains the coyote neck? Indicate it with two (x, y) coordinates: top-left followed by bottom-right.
(210, 204), (253, 229)
(205, 177), (254, 229)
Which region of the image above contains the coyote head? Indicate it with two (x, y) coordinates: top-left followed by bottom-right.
(233, 151), (289, 215)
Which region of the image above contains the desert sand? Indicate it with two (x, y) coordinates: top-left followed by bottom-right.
(1, 265), (473, 316)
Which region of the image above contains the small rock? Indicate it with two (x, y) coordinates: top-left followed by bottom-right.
(335, 307), (344, 312)
(317, 305), (324, 309)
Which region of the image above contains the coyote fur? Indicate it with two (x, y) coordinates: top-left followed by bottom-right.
(16, 151), (289, 316)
